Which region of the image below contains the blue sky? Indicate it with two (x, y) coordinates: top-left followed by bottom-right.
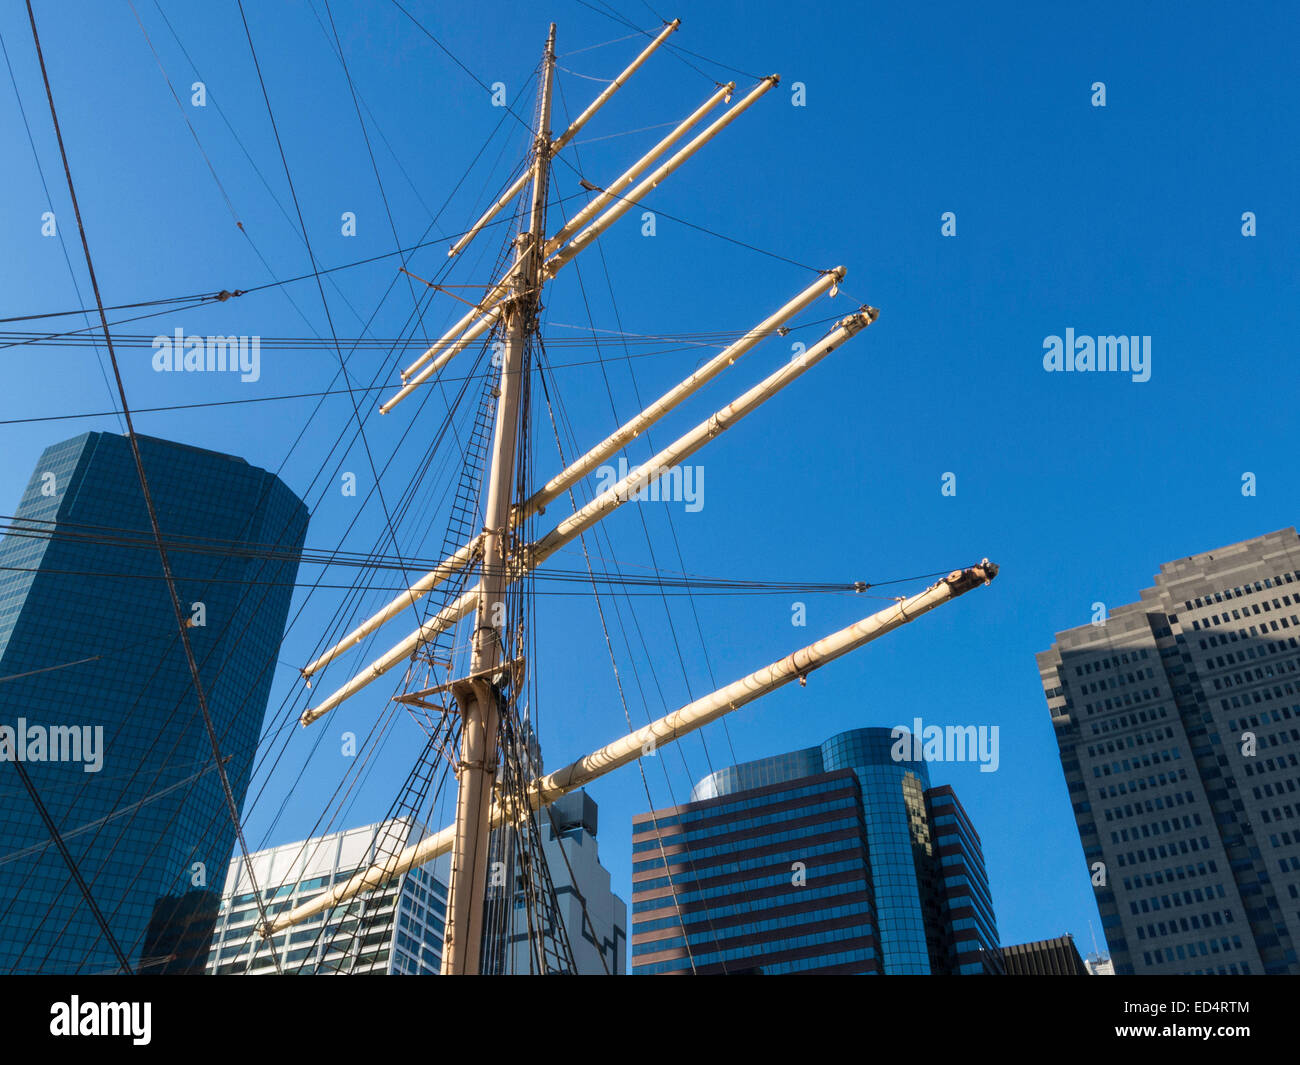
(2, 0), (1298, 954)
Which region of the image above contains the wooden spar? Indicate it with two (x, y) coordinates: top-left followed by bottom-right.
(389, 292), (507, 400)
(299, 306), (877, 724)
(261, 561), (999, 938)
(544, 75), (779, 278)
(300, 534), (481, 680)
(550, 19), (681, 152)
(383, 77), (775, 413)
(543, 81), (732, 255)
(445, 170), (531, 263)
(300, 269), (845, 682)
(520, 267), (844, 515)
(444, 19), (681, 263)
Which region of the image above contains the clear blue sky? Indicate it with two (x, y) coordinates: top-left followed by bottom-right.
(2, 0), (1297, 954)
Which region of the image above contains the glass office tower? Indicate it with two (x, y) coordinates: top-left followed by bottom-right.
(924, 785), (1002, 974)
(631, 726), (1002, 974)
(0, 432), (307, 974)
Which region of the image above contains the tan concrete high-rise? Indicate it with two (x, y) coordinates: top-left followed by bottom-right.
(1038, 529), (1300, 975)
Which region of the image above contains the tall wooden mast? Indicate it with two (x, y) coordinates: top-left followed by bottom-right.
(256, 18), (1002, 971)
(440, 24), (556, 976)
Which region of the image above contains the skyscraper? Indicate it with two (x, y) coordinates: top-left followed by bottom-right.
(629, 726), (1001, 974)
(1037, 528), (1300, 975)
(0, 432), (307, 974)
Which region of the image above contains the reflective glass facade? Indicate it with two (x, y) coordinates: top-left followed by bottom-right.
(632, 727), (1002, 975)
(0, 432), (306, 973)
(925, 786), (1003, 974)
(633, 769), (878, 974)
(822, 728), (933, 972)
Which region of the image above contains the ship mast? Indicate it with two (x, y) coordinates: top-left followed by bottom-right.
(441, 25), (555, 976)
(259, 18), (1002, 970)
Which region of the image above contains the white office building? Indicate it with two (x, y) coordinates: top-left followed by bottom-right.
(207, 795), (625, 974)
(490, 790), (627, 974)
(207, 818), (448, 975)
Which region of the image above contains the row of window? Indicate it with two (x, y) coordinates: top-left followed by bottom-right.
(1095, 767), (1189, 802)
(1228, 703), (1299, 732)
(633, 816), (860, 875)
(1085, 686), (1164, 716)
(1090, 704), (1169, 737)
(1110, 811), (1203, 845)
(1122, 859), (1219, 893)
(1114, 835), (1213, 869)
(1074, 649), (1152, 677)
(1088, 725), (1176, 759)
(1250, 776), (1298, 800)
(635, 776), (843, 835)
(1103, 790), (1196, 823)
(1191, 591), (1298, 630)
(1079, 666), (1156, 696)
(1130, 884), (1228, 917)
(1143, 935), (1245, 968)
(1183, 571), (1299, 612)
(631, 874), (866, 936)
(633, 859), (864, 924)
(1200, 633), (1296, 660)
(632, 923), (877, 974)
(637, 945), (878, 976)
(1093, 747), (1183, 778)
(632, 795), (856, 862)
(631, 901), (873, 958)
(1213, 657), (1298, 692)
(1241, 751), (1299, 778)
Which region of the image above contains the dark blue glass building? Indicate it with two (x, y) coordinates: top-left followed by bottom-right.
(924, 785), (1002, 974)
(0, 432), (306, 974)
(630, 726), (1002, 974)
